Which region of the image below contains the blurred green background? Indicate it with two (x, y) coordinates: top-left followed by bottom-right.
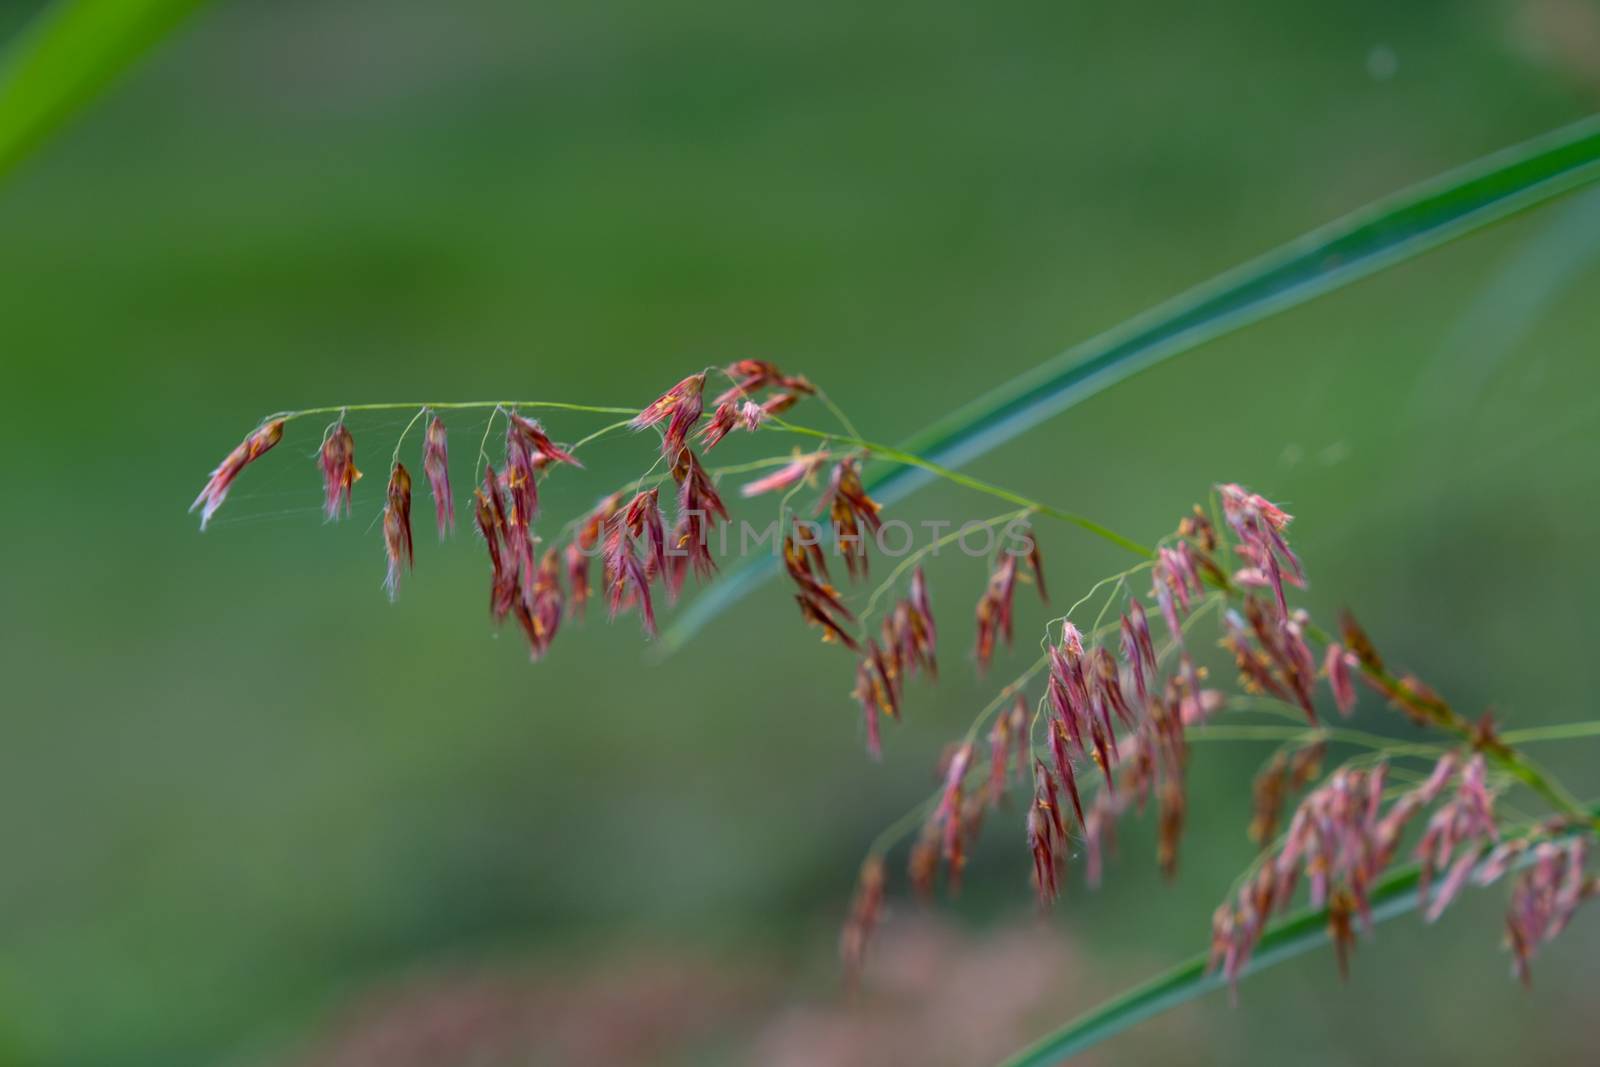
(2, 0), (1599, 1063)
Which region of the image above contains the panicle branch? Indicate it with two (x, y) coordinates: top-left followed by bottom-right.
(186, 370), (1597, 999)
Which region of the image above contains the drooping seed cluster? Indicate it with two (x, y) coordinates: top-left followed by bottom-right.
(851, 568), (938, 759)
(847, 482), (1595, 992)
(1248, 741), (1325, 846)
(1208, 755), (1478, 986)
(1490, 837), (1595, 983)
(192, 364), (814, 665)
(188, 387), (1595, 997)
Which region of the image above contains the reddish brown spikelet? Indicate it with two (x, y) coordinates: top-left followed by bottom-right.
(796, 594), (859, 652)
(1339, 610), (1385, 673)
(1047, 718), (1085, 829)
(319, 424), (361, 520)
(1179, 504), (1218, 551)
(1093, 645), (1135, 729)
(474, 467), (516, 622)
(422, 415), (453, 539)
(191, 419), (285, 530)
(741, 449), (828, 498)
(1022, 529), (1048, 604)
(513, 548), (563, 660)
(668, 448), (729, 593)
(633, 373), (705, 457)
(1499, 838), (1592, 984)
(697, 401), (741, 450)
(866, 638), (900, 720)
(605, 545), (655, 637)
(565, 494), (619, 620)
(508, 412), (582, 470)
(617, 488), (667, 580)
(1157, 777), (1186, 880)
(1288, 741), (1325, 790)
(1029, 760), (1065, 907)
(852, 660), (885, 758)
(1470, 710), (1513, 758)
(840, 855), (886, 987)
(783, 521), (850, 616)
(762, 391), (802, 416)
(1120, 602), (1157, 702)
(1249, 752), (1289, 845)
(986, 695), (1028, 803)
(909, 566), (937, 651)
(672, 448), (729, 525)
(882, 572), (938, 687)
(974, 553), (1019, 674)
(503, 412), (581, 542)
(819, 457), (882, 580)
(908, 822), (940, 901)
(382, 463), (414, 601)
(936, 743), (974, 890)
(563, 544), (589, 619)
(715, 358), (815, 406)
(1327, 887), (1358, 981)
(1325, 642), (1357, 717)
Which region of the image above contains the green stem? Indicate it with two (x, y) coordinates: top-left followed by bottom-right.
(1500, 721), (1600, 745)
(1183, 723), (1443, 757)
(268, 400), (638, 423)
(770, 418), (1154, 559)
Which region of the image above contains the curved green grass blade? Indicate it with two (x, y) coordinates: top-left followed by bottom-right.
(997, 864), (1423, 1067)
(660, 113), (1600, 654)
(0, 0), (209, 181)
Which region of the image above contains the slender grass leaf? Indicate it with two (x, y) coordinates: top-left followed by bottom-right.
(0, 0), (210, 181)
(659, 113), (1600, 653)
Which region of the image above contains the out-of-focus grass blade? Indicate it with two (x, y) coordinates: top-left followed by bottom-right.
(0, 0), (209, 180)
(660, 114), (1600, 654)
(995, 864), (1423, 1067)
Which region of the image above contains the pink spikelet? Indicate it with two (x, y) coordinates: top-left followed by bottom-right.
(697, 398), (764, 451)
(741, 450), (828, 498)
(1325, 642), (1357, 717)
(422, 415), (453, 539)
(1417, 755), (1499, 920)
(632, 373), (706, 457)
(714, 358), (815, 406)
(191, 419), (284, 530)
(839, 855), (886, 988)
(382, 463), (414, 601)
(319, 423), (361, 520)
(935, 743), (974, 892)
(1501, 838), (1594, 984)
